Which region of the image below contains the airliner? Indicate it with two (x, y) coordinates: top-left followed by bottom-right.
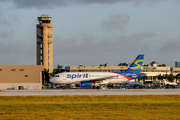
(50, 54), (146, 89)
(163, 79), (178, 86)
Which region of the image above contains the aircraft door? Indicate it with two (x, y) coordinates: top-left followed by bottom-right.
(63, 73), (70, 84)
(63, 73), (67, 80)
(89, 74), (91, 79)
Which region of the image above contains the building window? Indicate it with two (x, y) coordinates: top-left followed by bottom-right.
(11, 69), (16, 71)
(24, 75), (28, 77)
(19, 69), (24, 71)
(39, 20), (42, 23)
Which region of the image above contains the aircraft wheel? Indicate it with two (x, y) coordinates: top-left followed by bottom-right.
(93, 86), (99, 89)
(97, 86), (100, 89)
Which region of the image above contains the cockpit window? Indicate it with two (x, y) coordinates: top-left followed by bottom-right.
(54, 75), (59, 77)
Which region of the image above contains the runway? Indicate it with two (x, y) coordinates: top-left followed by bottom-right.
(0, 89), (180, 96)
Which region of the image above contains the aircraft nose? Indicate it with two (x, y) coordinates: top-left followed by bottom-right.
(49, 78), (55, 83)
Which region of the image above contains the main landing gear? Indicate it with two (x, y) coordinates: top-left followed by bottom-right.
(63, 84), (66, 89)
(93, 85), (100, 89)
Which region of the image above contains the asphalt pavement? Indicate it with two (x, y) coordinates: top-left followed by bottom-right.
(0, 89), (180, 96)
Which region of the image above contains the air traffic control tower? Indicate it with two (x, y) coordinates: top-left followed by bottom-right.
(36, 14), (53, 73)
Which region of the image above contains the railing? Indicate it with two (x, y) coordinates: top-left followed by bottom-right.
(48, 40), (53, 44)
(37, 41), (43, 44)
(48, 35), (52, 38)
(37, 34), (43, 37)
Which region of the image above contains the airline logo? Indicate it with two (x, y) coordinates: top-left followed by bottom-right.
(129, 59), (143, 70)
(67, 73), (88, 79)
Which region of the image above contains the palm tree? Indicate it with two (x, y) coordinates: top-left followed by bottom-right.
(175, 73), (180, 83)
(42, 69), (49, 86)
(162, 74), (175, 82)
(57, 64), (63, 72)
(158, 63), (166, 67)
(104, 63), (108, 67)
(167, 74), (175, 82)
(118, 63), (123, 66)
(163, 74), (168, 79)
(157, 74), (163, 80)
(150, 61), (156, 66)
(162, 63), (166, 67)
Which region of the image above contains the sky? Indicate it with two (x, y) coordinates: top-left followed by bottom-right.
(0, 0), (180, 68)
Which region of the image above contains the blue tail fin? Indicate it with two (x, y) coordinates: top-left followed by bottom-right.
(124, 54), (144, 73)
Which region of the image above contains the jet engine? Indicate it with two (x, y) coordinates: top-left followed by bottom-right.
(80, 81), (93, 87)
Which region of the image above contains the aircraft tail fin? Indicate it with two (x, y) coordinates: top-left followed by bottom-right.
(124, 54), (144, 74)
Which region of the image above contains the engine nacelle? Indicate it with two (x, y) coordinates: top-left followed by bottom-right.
(80, 81), (93, 87)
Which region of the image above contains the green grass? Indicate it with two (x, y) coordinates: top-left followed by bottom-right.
(0, 95), (180, 119)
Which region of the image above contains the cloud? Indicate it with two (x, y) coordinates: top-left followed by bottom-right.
(140, 36), (180, 67)
(0, 40), (35, 54)
(54, 32), (155, 55)
(0, 31), (13, 38)
(0, 0), (169, 9)
(11, 15), (20, 24)
(0, 13), (19, 25)
(0, 15), (10, 25)
(101, 13), (130, 31)
(160, 36), (180, 51)
(53, 32), (157, 66)
(0, 39), (36, 65)
(0, 31), (9, 38)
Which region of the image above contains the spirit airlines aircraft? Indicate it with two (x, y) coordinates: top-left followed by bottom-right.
(50, 54), (146, 89)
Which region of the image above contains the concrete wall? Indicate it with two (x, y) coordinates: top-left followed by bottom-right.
(0, 83), (41, 90)
(0, 65), (43, 90)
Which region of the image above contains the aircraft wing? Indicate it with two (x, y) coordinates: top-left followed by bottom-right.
(82, 76), (114, 83)
(126, 73), (146, 77)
